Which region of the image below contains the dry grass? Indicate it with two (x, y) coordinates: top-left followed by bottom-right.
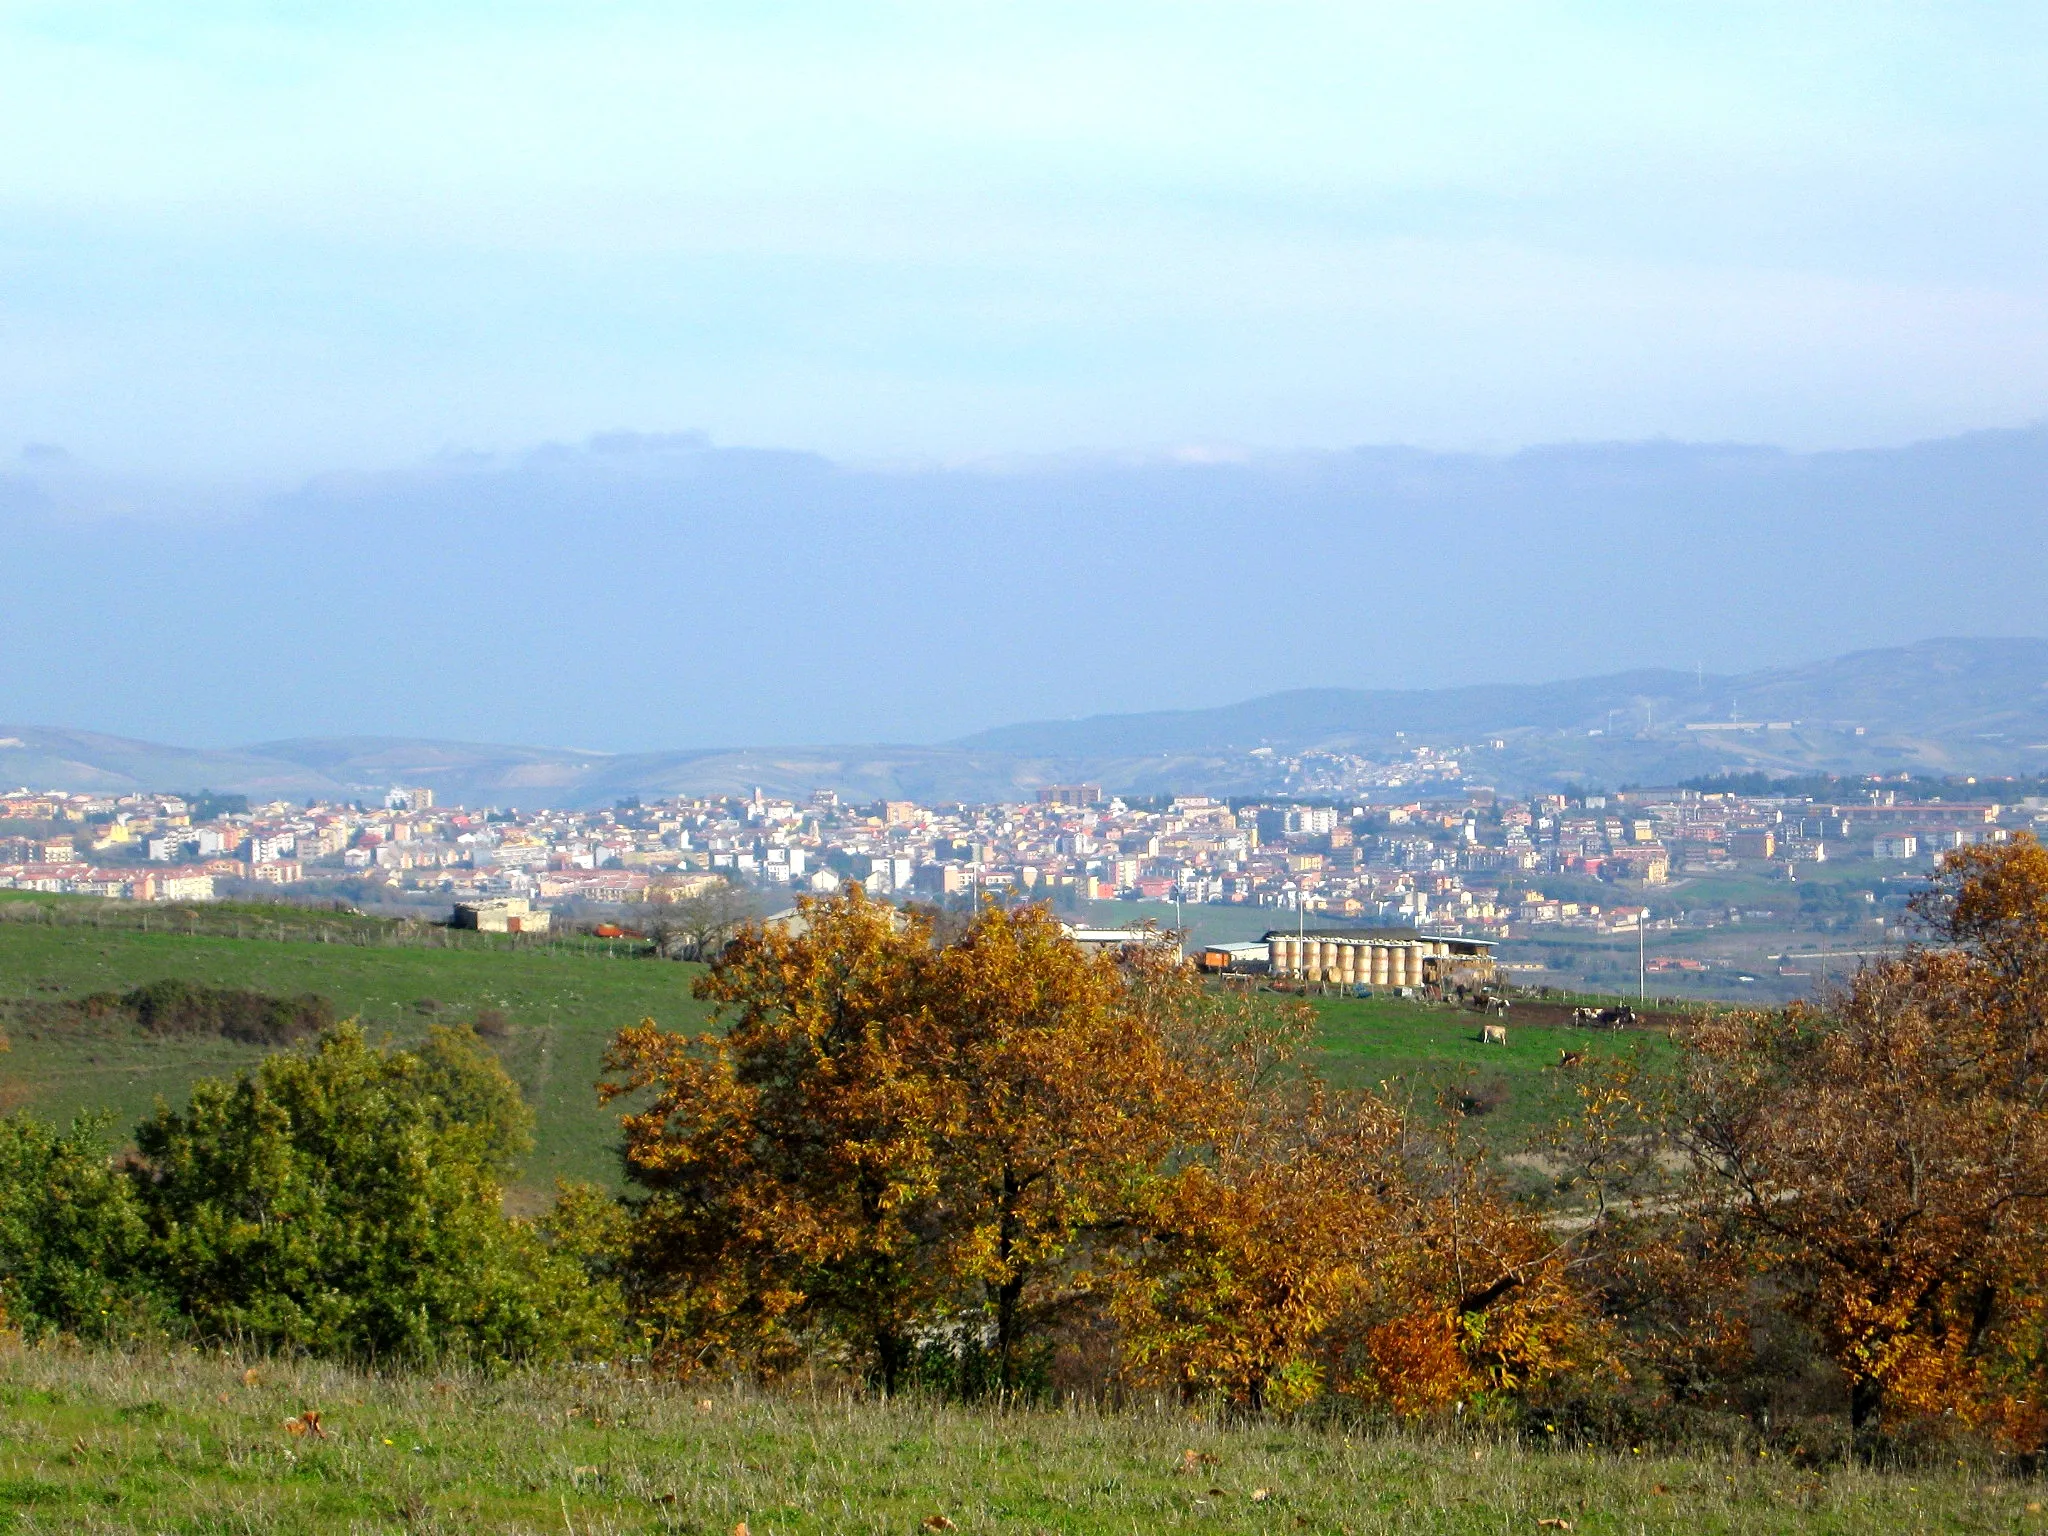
(0, 1345), (2036, 1533)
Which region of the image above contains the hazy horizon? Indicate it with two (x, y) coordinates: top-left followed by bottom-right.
(8, 426), (2048, 751)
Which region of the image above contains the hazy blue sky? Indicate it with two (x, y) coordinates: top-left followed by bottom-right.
(8, 2), (2048, 474)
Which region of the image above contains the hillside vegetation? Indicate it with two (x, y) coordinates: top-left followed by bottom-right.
(0, 897), (712, 1191)
(9, 847), (2048, 1492)
(0, 896), (1626, 1190)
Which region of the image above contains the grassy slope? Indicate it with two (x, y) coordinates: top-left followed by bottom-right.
(0, 918), (714, 1192)
(0, 1349), (2022, 1536)
(0, 913), (1675, 1194)
(1307, 993), (1672, 1142)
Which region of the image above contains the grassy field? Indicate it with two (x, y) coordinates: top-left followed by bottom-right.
(0, 910), (715, 1193)
(0, 902), (1680, 1196)
(1304, 993), (1671, 1142)
(0, 1347), (2029, 1535)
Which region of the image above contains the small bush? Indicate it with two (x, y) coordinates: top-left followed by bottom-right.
(1458, 1075), (1512, 1117)
(122, 980), (334, 1046)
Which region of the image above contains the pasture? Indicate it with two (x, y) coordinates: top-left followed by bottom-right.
(0, 1346), (2023, 1534)
(0, 906), (714, 1193)
(0, 901), (1677, 1193)
(1305, 990), (1673, 1141)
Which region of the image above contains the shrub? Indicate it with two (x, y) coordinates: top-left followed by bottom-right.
(130, 1023), (611, 1365)
(0, 1113), (166, 1341)
(122, 979), (334, 1046)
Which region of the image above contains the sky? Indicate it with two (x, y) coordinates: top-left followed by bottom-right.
(7, 3), (2048, 476)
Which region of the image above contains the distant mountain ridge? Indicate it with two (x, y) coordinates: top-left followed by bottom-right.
(5, 638), (2047, 807)
(954, 638), (2048, 757)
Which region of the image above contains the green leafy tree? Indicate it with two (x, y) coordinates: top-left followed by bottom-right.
(0, 1112), (163, 1340)
(132, 1022), (607, 1364)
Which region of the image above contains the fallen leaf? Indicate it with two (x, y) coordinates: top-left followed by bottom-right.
(282, 1410), (327, 1440)
(1251, 1488), (1274, 1503)
(697, 1398), (716, 1412)
(1651, 1484), (1670, 1495)
(922, 1518), (958, 1532)
(242, 1367), (261, 1388)
(1537, 1522), (1573, 1531)
(734, 1524), (750, 1536)
(2030, 1502), (2043, 1515)
(1178, 1448), (1219, 1473)
(1207, 1487), (1228, 1497)
(572, 1465), (600, 1478)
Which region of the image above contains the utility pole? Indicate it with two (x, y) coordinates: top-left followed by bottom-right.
(1638, 907), (1647, 1002)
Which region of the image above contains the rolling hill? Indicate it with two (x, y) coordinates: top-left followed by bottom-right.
(4, 637), (2046, 804)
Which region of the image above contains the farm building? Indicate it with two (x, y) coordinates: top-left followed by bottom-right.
(1263, 926), (1495, 986)
(451, 896), (551, 934)
(1063, 925), (1184, 961)
(1199, 941), (1273, 973)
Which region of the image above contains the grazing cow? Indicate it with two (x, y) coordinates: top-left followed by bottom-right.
(1571, 1006), (1602, 1026)
(1596, 1004), (1639, 1028)
(1558, 1049), (1585, 1069)
(1482, 1022), (1509, 1046)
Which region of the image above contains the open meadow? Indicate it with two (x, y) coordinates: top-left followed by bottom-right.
(0, 1346), (2032, 1535)
(0, 897), (1675, 1192)
(0, 898), (715, 1192)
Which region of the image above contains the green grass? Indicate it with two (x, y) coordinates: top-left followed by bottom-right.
(0, 905), (1676, 1198)
(0, 916), (714, 1194)
(1306, 995), (1673, 1142)
(0, 1347), (2028, 1534)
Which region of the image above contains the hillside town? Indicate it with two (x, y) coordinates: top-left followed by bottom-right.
(2, 776), (2040, 944)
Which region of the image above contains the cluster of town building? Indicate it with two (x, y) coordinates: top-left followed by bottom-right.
(1, 778), (2040, 942)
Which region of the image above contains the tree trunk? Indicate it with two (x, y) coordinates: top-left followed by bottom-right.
(1850, 1374), (1883, 1434)
(994, 1269), (1026, 1394)
(874, 1327), (909, 1397)
(992, 1171), (1026, 1394)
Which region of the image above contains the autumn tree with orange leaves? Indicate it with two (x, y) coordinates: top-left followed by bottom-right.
(1674, 835), (2048, 1446)
(920, 904), (1187, 1389)
(603, 885), (1595, 1407)
(600, 888), (1188, 1391)
(1110, 984), (1597, 1414)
